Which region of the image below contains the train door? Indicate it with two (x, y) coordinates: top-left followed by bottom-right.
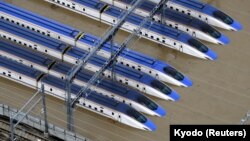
(192, 31), (196, 38)
(179, 45), (183, 52)
(118, 115), (121, 122)
(205, 17), (208, 23)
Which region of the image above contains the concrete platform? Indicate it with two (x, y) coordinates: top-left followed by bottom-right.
(1, 0), (250, 141)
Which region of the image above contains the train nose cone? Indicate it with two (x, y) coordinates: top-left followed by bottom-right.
(145, 118), (157, 131)
(169, 90), (181, 101)
(155, 105), (167, 117)
(231, 20), (243, 31)
(181, 76), (193, 87)
(206, 49), (218, 60)
(219, 34), (230, 45)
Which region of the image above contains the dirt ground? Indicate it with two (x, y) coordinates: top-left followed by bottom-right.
(1, 0), (250, 141)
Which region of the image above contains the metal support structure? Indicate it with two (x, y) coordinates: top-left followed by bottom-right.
(66, 0), (145, 131)
(10, 84), (47, 140)
(71, 0), (169, 107)
(110, 38), (116, 81)
(66, 80), (74, 132)
(41, 84), (49, 136)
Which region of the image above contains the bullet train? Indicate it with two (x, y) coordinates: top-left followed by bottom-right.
(44, 0), (217, 60)
(0, 1), (193, 87)
(0, 37), (166, 116)
(0, 56), (157, 131)
(0, 24), (180, 102)
(101, 0), (230, 45)
(51, 63), (166, 117)
(148, 0), (242, 31)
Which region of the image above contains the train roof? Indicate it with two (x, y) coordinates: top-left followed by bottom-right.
(0, 55), (43, 79)
(0, 41), (54, 68)
(76, 0), (191, 40)
(0, 20), (68, 52)
(41, 75), (135, 114)
(172, 0), (216, 15)
(51, 62), (150, 102)
(66, 47), (155, 83)
(0, 2), (80, 38)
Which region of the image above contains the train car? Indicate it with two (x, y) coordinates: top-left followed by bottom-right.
(0, 56), (157, 131)
(0, 1), (193, 87)
(148, 0), (242, 31)
(50, 63), (167, 117)
(0, 20), (181, 101)
(101, 0), (230, 45)
(0, 39), (167, 116)
(44, 0), (218, 60)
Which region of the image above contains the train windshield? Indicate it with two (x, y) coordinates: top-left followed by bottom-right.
(163, 66), (184, 81)
(138, 96), (158, 110)
(151, 80), (172, 95)
(188, 39), (208, 53)
(213, 11), (233, 25)
(127, 108), (147, 123)
(201, 25), (221, 38)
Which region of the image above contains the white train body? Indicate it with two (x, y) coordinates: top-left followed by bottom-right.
(0, 61), (155, 131)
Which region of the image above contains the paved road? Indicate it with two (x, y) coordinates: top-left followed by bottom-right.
(1, 0), (250, 141)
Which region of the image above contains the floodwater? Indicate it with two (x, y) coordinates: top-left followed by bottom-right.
(1, 0), (250, 141)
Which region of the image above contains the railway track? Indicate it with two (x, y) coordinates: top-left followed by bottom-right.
(0, 118), (51, 141)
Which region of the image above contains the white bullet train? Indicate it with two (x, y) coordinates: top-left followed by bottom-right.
(44, 0), (218, 60)
(0, 39), (166, 116)
(0, 21), (180, 101)
(0, 1), (193, 87)
(0, 56), (157, 131)
(148, 0), (243, 31)
(100, 0), (230, 45)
